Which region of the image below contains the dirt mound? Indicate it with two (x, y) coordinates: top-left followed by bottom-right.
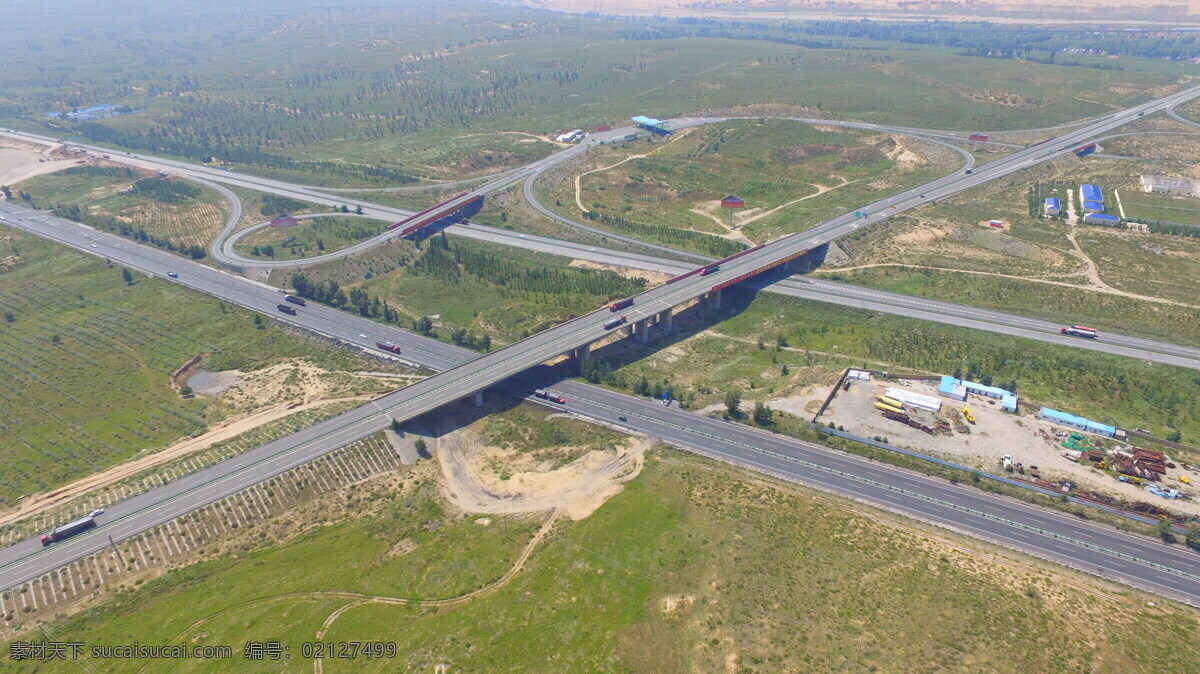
(455, 151), (524, 171)
(836, 146), (887, 168)
(438, 419), (649, 521)
(773, 144), (840, 165)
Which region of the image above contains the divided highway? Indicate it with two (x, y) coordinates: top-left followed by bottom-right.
(2, 84), (1200, 602)
(3, 200), (1200, 605)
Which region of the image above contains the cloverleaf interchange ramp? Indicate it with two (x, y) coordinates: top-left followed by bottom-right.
(2, 85), (1200, 602)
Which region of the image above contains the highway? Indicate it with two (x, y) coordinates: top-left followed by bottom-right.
(2, 85), (1200, 601)
(4, 193), (1200, 605)
(4, 194), (1200, 605)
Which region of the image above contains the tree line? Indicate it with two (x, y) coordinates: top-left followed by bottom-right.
(129, 177), (201, 204)
(582, 211), (745, 257)
(410, 236), (644, 300)
(52, 204), (206, 259)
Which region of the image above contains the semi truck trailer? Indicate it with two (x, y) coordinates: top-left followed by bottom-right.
(276, 304), (297, 316)
(41, 515), (96, 546)
(608, 298), (634, 312)
(376, 341), (402, 353)
(1061, 325), (1098, 339)
(603, 315), (627, 330)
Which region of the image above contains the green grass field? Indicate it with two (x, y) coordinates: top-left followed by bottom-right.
(234, 215), (392, 260)
(8, 445), (1198, 672)
(558, 119), (960, 245)
(0, 226), (398, 507)
(1120, 190), (1200, 227)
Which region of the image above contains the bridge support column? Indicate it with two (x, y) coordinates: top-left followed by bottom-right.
(473, 391), (484, 408)
(659, 308), (673, 334)
(636, 319), (650, 344)
(709, 289), (722, 310)
(573, 342), (590, 361)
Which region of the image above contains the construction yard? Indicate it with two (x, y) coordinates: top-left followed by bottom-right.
(819, 374), (1200, 518)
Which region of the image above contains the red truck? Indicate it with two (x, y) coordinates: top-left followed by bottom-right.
(276, 304), (297, 316)
(534, 389), (566, 404)
(1061, 325), (1098, 339)
(608, 298), (634, 312)
(376, 341), (402, 353)
(968, 134), (989, 142)
(41, 515), (96, 546)
(700, 264), (720, 276)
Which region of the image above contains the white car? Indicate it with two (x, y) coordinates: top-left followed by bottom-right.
(91, 508), (105, 517)
(359, 333), (367, 339)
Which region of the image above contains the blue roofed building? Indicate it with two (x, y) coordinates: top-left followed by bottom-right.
(1001, 393), (1018, 413)
(1080, 183), (1103, 204)
(1037, 407), (1117, 438)
(1044, 197), (1061, 216)
(1084, 213), (1121, 226)
(938, 376), (1019, 412)
(631, 115), (669, 134)
(1082, 200), (1104, 214)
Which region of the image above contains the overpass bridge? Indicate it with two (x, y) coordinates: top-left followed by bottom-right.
(389, 192), (484, 237)
(380, 81), (1200, 414)
(389, 143), (591, 238)
(2, 84), (1200, 596)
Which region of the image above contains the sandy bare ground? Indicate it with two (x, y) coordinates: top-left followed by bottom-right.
(822, 378), (1200, 515)
(0, 394), (379, 527)
(569, 258), (670, 285)
(437, 417), (648, 521)
(0, 145), (72, 188)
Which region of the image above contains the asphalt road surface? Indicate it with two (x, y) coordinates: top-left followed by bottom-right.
(4, 201), (1200, 605)
(3, 86), (1200, 600)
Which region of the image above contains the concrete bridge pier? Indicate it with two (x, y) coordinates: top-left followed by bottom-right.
(473, 391), (484, 407)
(657, 308), (673, 334)
(635, 318), (651, 344)
(708, 289), (722, 310)
(572, 342), (590, 361)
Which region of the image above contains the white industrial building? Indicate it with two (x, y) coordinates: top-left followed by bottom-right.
(1141, 175), (1199, 197)
(884, 387), (942, 412)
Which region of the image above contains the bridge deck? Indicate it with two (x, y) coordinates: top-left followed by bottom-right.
(389, 193), (484, 236)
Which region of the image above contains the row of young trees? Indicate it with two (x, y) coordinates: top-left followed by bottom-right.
(52, 204), (206, 259)
(70, 121), (420, 186)
(409, 235), (644, 299)
(582, 211), (745, 257)
(129, 177), (201, 204)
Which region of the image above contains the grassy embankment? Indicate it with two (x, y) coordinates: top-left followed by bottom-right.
(282, 236), (647, 343)
(0, 226), (403, 507)
(234, 216), (393, 261)
(7, 442), (1197, 672)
